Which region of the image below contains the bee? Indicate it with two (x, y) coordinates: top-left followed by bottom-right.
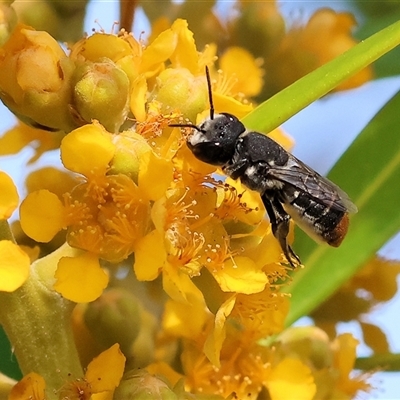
(170, 67), (357, 266)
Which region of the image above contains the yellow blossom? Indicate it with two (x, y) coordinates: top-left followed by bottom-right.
(265, 9), (373, 94)
(0, 122), (64, 163)
(15, 345), (126, 400)
(333, 334), (372, 397)
(25, 167), (79, 199)
(219, 47), (264, 97)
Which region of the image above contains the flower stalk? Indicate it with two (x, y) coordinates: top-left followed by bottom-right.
(0, 244), (84, 399)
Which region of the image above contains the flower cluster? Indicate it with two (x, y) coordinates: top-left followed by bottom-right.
(0, 3), (375, 400)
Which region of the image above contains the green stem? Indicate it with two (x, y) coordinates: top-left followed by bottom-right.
(0, 243), (83, 399)
(355, 353), (400, 372)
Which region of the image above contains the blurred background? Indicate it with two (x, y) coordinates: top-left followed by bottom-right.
(1, 0), (400, 398)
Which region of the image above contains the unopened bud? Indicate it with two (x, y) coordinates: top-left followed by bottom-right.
(84, 288), (141, 354)
(277, 326), (333, 370)
(0, 24), (76, 131)
(114, 369), (177, 400)
(152, 68), (207, 122)
(72, 58), (130, 132)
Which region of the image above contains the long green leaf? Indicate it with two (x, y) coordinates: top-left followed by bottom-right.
(242, 19), (400, 132)
(284, 89), (400, 326)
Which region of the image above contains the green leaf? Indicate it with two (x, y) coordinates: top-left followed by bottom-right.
(355, 10), (400, 78)
(242, 19), (400, 132)
(284, 89), (400, 326)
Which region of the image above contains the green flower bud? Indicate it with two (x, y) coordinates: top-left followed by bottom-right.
(110, 133), (152, 183)
(0, 25), (76, 131)
(113, 369), (177, 400)
(277, 326), (333, 370)
(84, 288), (141, 354)
(152, 68), (208, 122)
(72, 58), (130, 132)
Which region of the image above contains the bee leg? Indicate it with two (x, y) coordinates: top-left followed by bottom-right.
(262, 194), (301, 267)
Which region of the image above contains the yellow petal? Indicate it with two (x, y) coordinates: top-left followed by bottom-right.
(220, 46), (264, 97)
(170, 19), (199, 74)
(162, 296), (208, 339)
(0, 240), (30, 291)
(61, 123), (115, 177)
(54, 252), (109, 302)
(203, 294), (236, 367)
(267, 358), (316, 400)
(212, 256), (268, 294)
(130, 75), (147, 122)
(213, 92), (253, 119)
(85, 344), (126, 393)
(162, 262), (203, 303)
(138, 150), (173, 201)
(70, 33), (138, 63)
(20, 190), (65, 242)
(0, 123), (63, 163)
(334, 333), (358, 377)
(133, 229), (166, 281)
(0, 171), (19, 219)
(140, 28), (176, 74)
(26, 166), (78, 198)
(9, 372), (46, 400)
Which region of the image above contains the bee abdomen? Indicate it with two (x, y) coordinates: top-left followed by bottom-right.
(283, 188), (349, 247)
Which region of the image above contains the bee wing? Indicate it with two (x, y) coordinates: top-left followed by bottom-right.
(268, 154), (358, 214)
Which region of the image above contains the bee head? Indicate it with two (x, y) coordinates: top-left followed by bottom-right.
(185, 113), (245, 165)
(169, 66), (245, 165)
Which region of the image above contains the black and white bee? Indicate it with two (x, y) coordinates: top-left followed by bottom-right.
(170, 67), (357, 266)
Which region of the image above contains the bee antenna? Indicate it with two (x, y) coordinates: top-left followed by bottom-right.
(169, 123), (202, 132)
(205, 66), (214, 120)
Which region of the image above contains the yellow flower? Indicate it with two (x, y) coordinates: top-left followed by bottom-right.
(333, 334), (372, 397)
(219, 47), (264, 97)
(275, 327), (372, 399)
(0, 122), (64, 163)
(10, 345), (126, 400)
(265, 9), (373, 94)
